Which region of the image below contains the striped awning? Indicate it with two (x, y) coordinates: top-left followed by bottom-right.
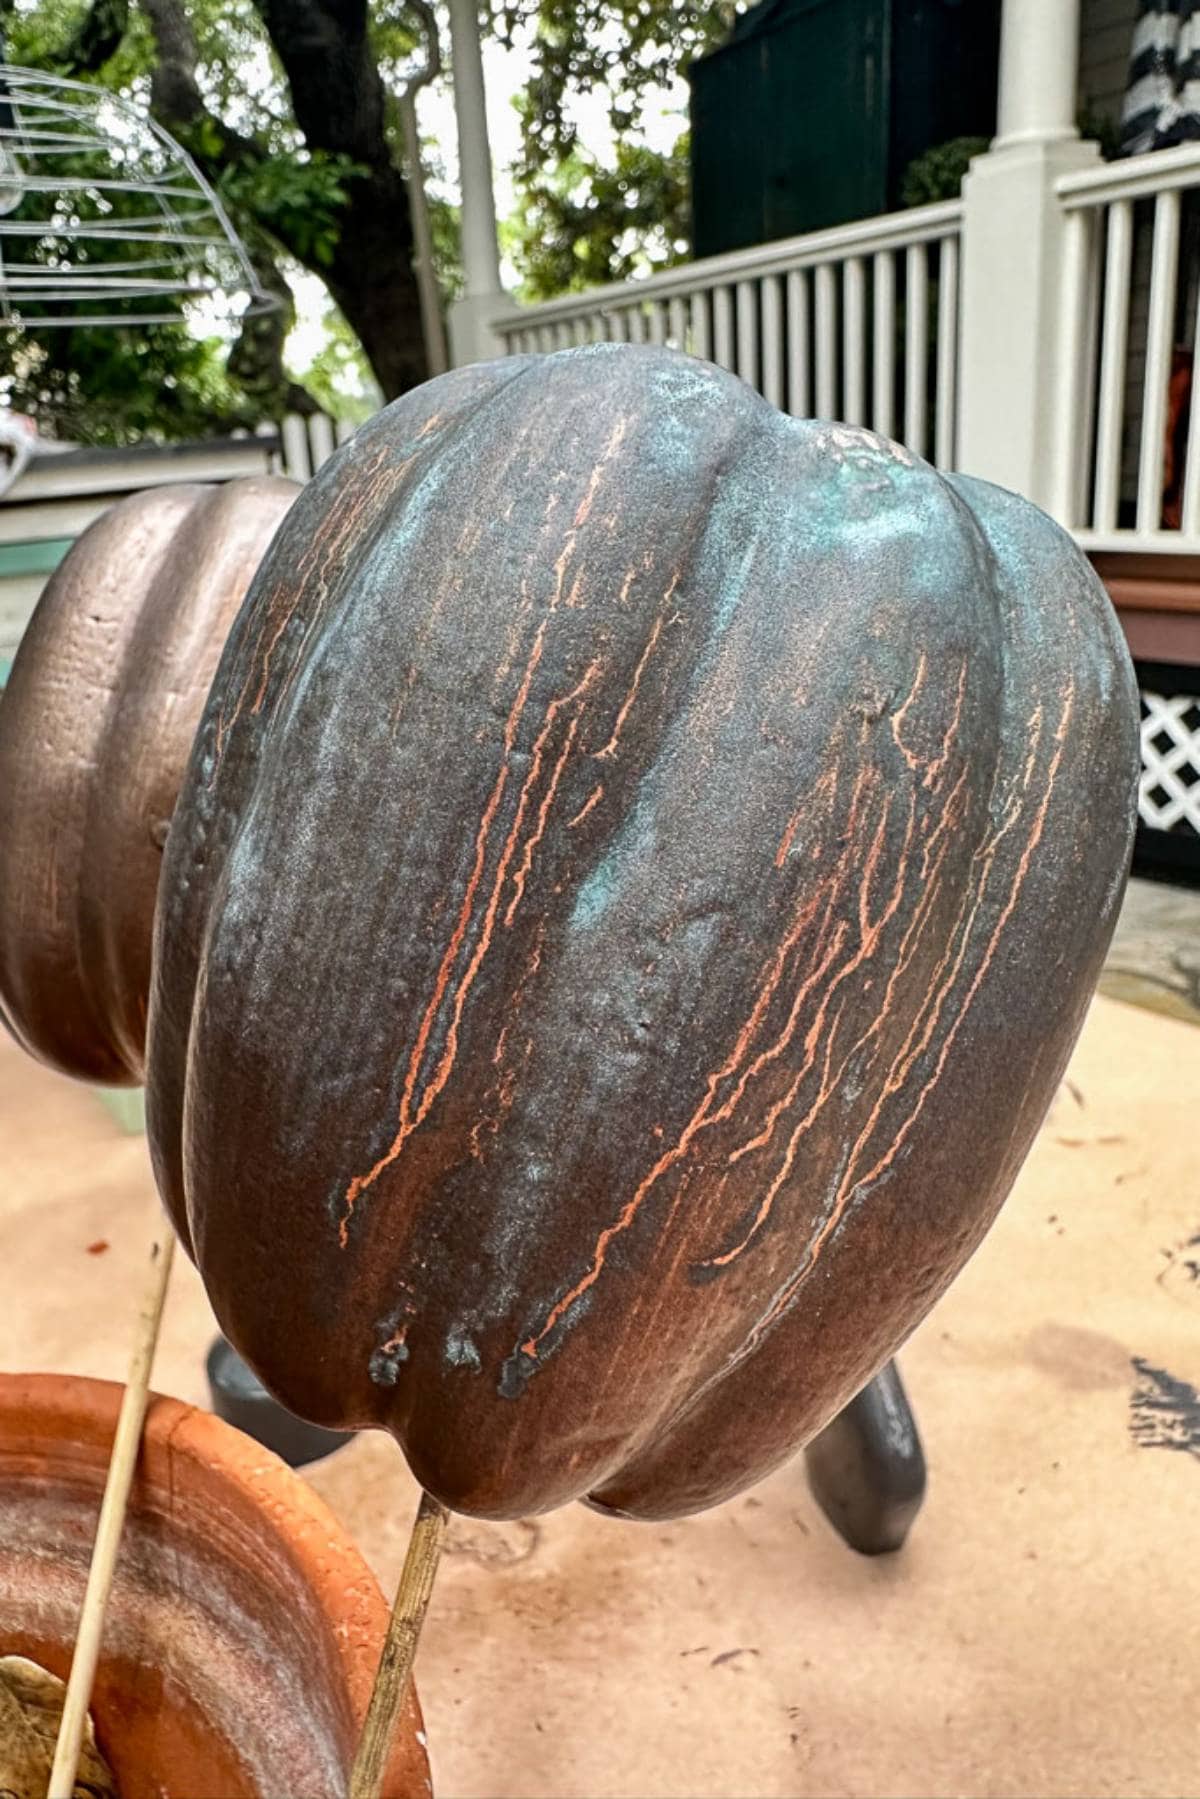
(1121, 0), (1200, 155)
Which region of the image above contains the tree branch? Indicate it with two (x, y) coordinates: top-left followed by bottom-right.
(138, 0), (259, 162)
(51, 0), (130, 74)
(403, 0), (442, 102)
(249, 0), (388, 163)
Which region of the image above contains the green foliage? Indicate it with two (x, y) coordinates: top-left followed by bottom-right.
(492, 0), (740, 293)
(1077, 101), (1123, 163)
(899, 136), (988, 208)
(0, 321), (248, 443)
(291, 300), (379, 422)
(0, 117), (254, 443)
(511, 136), (690, 299)
(217, 151), (366, 270)
(0, 0), (369, 440)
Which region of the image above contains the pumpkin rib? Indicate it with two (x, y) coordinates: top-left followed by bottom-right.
(0, 477), (298, 1085)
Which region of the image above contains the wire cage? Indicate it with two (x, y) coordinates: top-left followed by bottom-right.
(0, 63), (274, 328)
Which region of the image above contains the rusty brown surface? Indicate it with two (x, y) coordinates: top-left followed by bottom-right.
(147, 347), (1139, 1520)
(0, 476), (297, 1085)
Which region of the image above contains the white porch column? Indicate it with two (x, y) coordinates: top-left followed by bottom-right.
(958, 0), (1097, 511)
(446, 0), (514, 366)
(995, 0), (1082, 147)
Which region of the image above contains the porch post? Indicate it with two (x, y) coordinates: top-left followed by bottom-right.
(957, 0), (1098, 511)
(446, 0), (513, 366)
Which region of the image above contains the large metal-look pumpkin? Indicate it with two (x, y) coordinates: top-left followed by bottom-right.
(0, 476), (297, 1084)
(147, 346), (1138, 1521)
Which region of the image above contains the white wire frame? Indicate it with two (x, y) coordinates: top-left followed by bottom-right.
(0, 64), (275, 328)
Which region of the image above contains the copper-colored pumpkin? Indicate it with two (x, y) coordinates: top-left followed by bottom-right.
(146, 347), (1138, 1520)
(0, 476), (297, 1084)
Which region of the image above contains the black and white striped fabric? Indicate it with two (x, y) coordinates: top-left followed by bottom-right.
(1121, 0), (1200, 155)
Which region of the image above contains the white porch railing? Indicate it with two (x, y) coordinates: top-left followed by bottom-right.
(1056, 142), (1200, 552)
(493, 200), (964, 470)
(284, 143), (1200, 566)
(275, 411), (357, 482)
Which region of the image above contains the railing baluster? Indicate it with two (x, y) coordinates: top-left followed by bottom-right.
(691, 290), (712, 362)
(1076, 213), (1104, 524)
(648, 301), (667, 346)
(1183, 280), (1200, 535)
(872, 250), (896, 440)
(308, 412), (336, 471)
(1048, 208), (1092, 524)
(736, 279), (758, 387)
(281, 413), (312, 481)
(843, 257), (867, 425)
(761, 275), (784, 409)
(627, 304), (648, 345)
(1092, 201), (1133, 533)
(713, 286), (735, 370)
(787, 269), (810, 416)
(904, 243), (929, 458)
(667, 295), (688, 350)
(815, 263), (838, 418)
(935, 236), (959, 470)
(1138, 188), (1181, 534)
(607, 309), (630, 343)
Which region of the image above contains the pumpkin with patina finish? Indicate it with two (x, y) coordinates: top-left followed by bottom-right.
(0, 476), (297, 1085)
(147, 346), (1138, 1521)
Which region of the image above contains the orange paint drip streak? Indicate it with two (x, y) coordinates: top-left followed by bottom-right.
(551, 415), (630, 606)
(701, 790), (921, 1266)
(503, 696), (591, 927)
(776, 763), (840, 869)
(758, 683), (1075, 1336)
(717, 915), (850, 1160)
(568, 784), (604, 829)
(884, 705), (1046, 1104)
(518, 913), (827, 1355)
(703, 996), (850, 1270)
(922, 660), (969, 790)
(920, 764), (970, 880)
(254, 446), (394, 706)
(337, 621), (550, 1244)
(387, 664), (596, 1140)
(890, 652), (929, 771)
(721, 792), (915, 1176)
(597, 611), (665, 761)
(517, 809), (866, 1361)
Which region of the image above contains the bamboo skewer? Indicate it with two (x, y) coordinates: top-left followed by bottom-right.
(47, 1211), (176, 1799)
(349, 1489), (449, 1799)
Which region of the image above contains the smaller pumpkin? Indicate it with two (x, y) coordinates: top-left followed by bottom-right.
(0, 476), (298, 1085)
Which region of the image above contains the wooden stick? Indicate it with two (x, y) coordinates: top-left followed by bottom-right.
(349, 1489), (449, 1799)
(47, 1213), (176, 1799)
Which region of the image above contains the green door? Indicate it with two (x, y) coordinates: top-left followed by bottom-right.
(690, 0), (891, 257)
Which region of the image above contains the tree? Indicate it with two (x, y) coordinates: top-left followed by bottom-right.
(1, 0), (436, 438)
(0, 0), (744, 442)
(492, 0), (739, 298)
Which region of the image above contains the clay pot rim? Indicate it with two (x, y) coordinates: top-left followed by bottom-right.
(0, 1369), (429, 1798)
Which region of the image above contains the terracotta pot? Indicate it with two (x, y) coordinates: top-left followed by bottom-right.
(0, 1373), (431, 1799)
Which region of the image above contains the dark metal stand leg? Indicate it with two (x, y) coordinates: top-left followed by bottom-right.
(803, 1359), (926, 1555)
(205, 1334), (353, 1468)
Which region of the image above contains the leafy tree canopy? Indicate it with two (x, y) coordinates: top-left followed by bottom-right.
(0, 0), (740, 442)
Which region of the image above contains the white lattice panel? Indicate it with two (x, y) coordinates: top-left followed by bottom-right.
(1140, 688), (1200, 833)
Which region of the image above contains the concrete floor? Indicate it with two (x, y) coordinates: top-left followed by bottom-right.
(1100, 874), (1200, 1025)
(2, 880), (1200, 1798)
